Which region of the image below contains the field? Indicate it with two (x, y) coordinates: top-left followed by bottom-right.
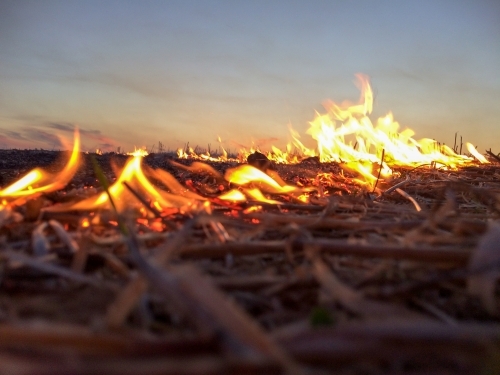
(0, 149), (499, 374)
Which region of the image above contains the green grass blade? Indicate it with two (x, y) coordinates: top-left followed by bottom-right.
(90, 155), (128, 235)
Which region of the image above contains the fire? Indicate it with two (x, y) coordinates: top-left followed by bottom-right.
(466, 143), (488, 164)
(176, 74), (488, 190)
(0, 129), (81, 203)
(218, 164), (315, 204)
(45, 149), (300, 215)
(69, 151), (203, 213)
(290, 75), (488, 185)
(218, 189), (246, 202)
(225, 165), (298, 194)
(1, 74), (490, 221)
(177, 143), (229, 162)
(235, 74), (488, 189)
(127, 148), (149, 157)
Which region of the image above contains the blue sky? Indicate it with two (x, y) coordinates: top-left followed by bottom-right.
(0, 0), (499, 152)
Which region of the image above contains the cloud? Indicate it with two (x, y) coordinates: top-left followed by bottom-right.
(23, 128), (63, 149)
(43, 122), (117, 148)
(46, 122), (80, 133)
(81, 130), (116, 148)
(46, 122), (99, 135)
(55, 70), (182, 100)
(0, 134), (30, 149)
(0, 129), (27, 140)
(0, 122), (117, 150)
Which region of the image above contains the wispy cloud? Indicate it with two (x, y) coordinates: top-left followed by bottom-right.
(43, 122), (117, 150)
(23, 128), (63, 149)
(46, 122), (82, 133)
(0, 129), (28, 141)
(46, 122), (103, 135)
(0, 123), (114, 150)
(0, 134), (31, 149)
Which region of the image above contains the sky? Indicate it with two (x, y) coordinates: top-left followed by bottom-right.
(0, 0), (499, 153)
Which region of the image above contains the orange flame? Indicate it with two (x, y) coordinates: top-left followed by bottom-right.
(178, 75), (488, 190)
(466, 143), (488, 164)
(0, 129), (81, 202)
(290, 75), (489, 186)
(127, 148), (149, 157)
(4, 74), (488, 218)
(69, 152), (203, 213)
(225, 165), (298, 194)
(237, 74), (488, 189)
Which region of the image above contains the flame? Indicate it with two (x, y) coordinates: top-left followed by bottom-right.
(3, 74), (488, 221)
(158, 75), (489, 192)
(81, 218), (90, 228)
(236, 74), (488, 189)
(225, 165), (299, 194)
(220, 165), (316, 204)
(69, 152), (203, 212)
(44, 146), (292, 215)
(289, 75), (489, 187)
(177, 145), (228, 162)
(466, 143), (488, 164)
(0, 129), (81, 202)
(218, 187), (282, 205)
(127, 148), (149, 157)
(218, 189), (246, 202)
(244, 188), (282, 205)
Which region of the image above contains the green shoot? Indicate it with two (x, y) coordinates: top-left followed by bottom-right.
(90, 155), (128, 235)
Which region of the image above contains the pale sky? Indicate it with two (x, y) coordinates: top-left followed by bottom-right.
(0, 0), (499, 153)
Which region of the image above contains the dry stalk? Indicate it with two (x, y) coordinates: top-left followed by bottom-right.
(89, 231), (170, 246)
(106, 273), (149, 330)
(486, 149), (500, 163)
(306, 246), (425, 320)
(1, 249), (105, 287)
(380, 176), (411, 195)
(48, 219), (79, 253)
(0, 322), (131, 355)
(122, 181), (162, 218)
(395, 188), (422, 212)
(410, 297), (458, 325)
(105, 219), (195, 329)
(125, 227), (304, 374)
(182, 239), (471, 265)
(249, 212), (424, 231)
(274, 320), (500, 368)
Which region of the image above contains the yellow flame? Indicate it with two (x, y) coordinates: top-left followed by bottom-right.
(235, 75), (486, 189)
(225, 165), (298, 194)
(466, 143), (488, 164)
(244, 188), (282, 204)
(5, 74), (487, 216)
(299, 75), (477, 172)
(170, 74), (488, 190)
(169, 160), (223, 180)
(127, 148), (148, 157)
(218, 188), (281, 205)
(177, 142), (229, 162)
(0, 129), (81, 200)
(70, 152), (202, 212)
(219, 189), (246, 202)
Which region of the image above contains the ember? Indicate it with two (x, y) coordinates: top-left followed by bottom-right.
(0, 76), (499, 374)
